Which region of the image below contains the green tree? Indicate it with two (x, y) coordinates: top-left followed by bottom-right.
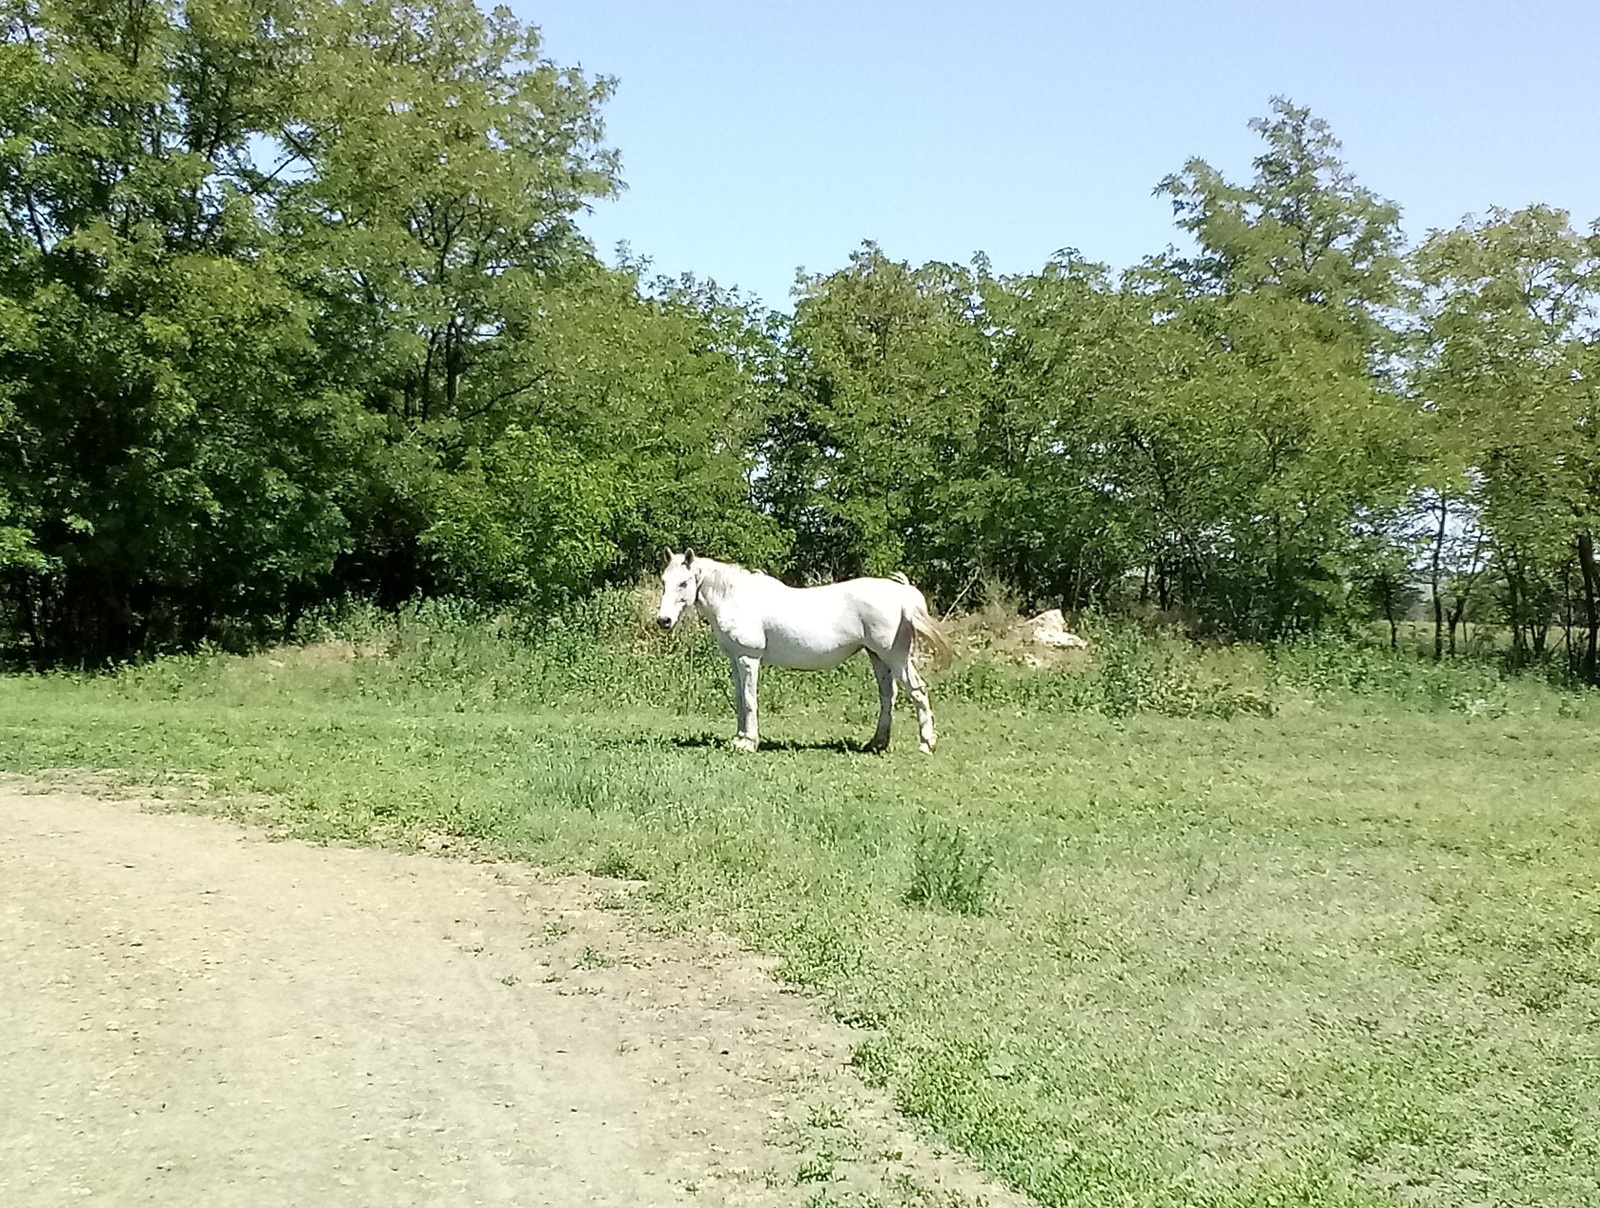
(418, 265), (787, 603)
(0, 0), (375, 659)
(959, 254), (1146, 609)
(0, 0), (627, 656)
(1413, 205), (1600, 678)
(761, 244), (986, 592)
(1149, 97), (1412, 636)
(265, 0), (620, 600)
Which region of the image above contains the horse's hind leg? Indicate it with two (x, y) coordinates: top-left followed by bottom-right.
(865, 652), (896, 751)
(894, 654), (937, 754)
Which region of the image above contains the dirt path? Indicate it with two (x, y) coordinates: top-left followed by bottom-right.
(0, 779), (1029, 1207)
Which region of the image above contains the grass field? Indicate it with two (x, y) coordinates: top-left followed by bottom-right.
(2, 598), (1597, 1208)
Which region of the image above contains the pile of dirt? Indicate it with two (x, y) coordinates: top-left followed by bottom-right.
(1022, 609), (1089, 650)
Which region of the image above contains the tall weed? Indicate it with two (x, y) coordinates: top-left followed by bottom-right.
(91, 592), (1583, 724)
(905, 815), (994, 916)
(1271, 632), (1514, 714)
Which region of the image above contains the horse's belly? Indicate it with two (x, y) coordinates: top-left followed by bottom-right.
(760, 628), (863, 671)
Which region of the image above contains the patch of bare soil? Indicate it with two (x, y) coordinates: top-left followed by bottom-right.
(0, 778), (1033, 1207)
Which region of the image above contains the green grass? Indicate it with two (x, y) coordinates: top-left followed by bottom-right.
(1, 600), (1597, 1208)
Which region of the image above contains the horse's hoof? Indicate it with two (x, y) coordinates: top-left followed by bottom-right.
(864, 738), (889, 754)
(918, 740), (936, 755)
(731, 736), (758, 753)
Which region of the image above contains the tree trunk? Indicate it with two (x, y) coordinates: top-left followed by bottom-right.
(1579, 531), (1600, 684)
(1430, 496), (1447, 661)
(1505, 566), (1526, 666)
(1563, 565), (1576, 679)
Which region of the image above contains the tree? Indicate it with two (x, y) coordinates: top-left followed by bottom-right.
(418, 265), (788, 605)
(0, 0), (626, 657)
(1348, 506), (1425, 648)
(0, 0), (380, 658)
(1413, 205), (1600, 678)
(266, 0), (620, 600)
(1147, 97), (1413, 636)
(760, 244), (987, 591)
(962, 254), (1146, 609)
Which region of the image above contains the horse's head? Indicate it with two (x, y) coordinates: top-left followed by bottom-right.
(656, 549), (698, 629)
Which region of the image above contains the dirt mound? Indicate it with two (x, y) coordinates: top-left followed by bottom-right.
(1021, 609), (1089, 650)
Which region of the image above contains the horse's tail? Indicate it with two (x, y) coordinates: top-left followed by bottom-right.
(896, 575), (953, 667)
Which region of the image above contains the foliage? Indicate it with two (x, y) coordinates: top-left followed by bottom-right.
(2, 6), (1598, 691)
(1412, 205), (1600, 680)
(760, 245), (988, 585)
(758, 101), (1419, 641)
(0, 0), (778, 659)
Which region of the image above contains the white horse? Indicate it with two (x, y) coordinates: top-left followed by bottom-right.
(655, 551), (949, 753)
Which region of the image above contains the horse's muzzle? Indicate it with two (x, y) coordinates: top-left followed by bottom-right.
(656, 615), (674, 630)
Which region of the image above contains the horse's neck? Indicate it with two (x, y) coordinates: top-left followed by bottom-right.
(694, 561), (748, 626)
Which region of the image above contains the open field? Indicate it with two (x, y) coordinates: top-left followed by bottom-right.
(2, 607), (1597, 1208)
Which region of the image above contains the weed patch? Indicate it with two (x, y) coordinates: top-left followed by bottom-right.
(904, 817), (994, 916)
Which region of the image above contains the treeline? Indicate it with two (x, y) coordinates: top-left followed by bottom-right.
(2, 1), (1598, 677)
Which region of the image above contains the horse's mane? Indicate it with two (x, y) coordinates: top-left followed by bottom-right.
(693, 556), (753, 602)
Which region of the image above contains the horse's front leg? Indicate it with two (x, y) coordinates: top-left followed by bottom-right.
(730, 655), (761, 752)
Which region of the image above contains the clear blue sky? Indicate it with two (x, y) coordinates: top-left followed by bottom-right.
(514, 0), (1600, 310)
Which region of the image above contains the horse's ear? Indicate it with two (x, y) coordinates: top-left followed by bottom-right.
(684, 548), (696, 566)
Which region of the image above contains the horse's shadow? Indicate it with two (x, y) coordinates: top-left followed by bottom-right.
(666, 732), (868, 755)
